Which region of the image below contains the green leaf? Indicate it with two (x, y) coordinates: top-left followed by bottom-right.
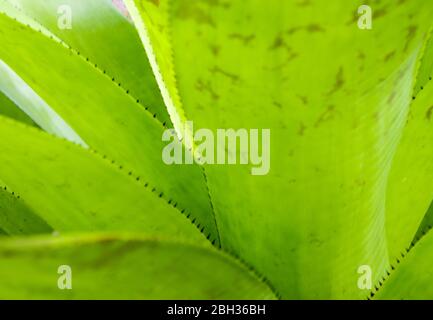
(384, 63), (433, 257)
(0, 116), (206, 242)
(128, 0), (433, 298)
(413, 28), (433, 97)
(0, 185), (52, 235)
(0, 90), (37, 127)
(375, 229), (433, 299)
(7, 0), (171, 126)
(414, 200), (433, 241)
(124, 0), (188, 137)
(0, 233), (275, 299)
(0, 9), (219, 243)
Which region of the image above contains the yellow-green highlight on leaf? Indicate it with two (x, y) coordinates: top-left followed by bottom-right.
(0, 234), (276, 299)
(124, 0), (191, 143)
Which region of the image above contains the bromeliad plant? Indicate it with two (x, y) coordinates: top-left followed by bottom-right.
(0, 0), (433, 300)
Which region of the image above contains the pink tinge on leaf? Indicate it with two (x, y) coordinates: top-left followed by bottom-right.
(112, 0), (131, 19)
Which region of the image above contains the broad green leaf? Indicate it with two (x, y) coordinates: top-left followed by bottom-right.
(0, 10), (219, 243)
(7, 0), (171, 125)
(0, 185), (52, 235)
(129, 0), (433, 298)
(375, 229), (433, 299)
(0, 234), (275, 299)
(124, 0), (188, 138)
(0, 116), (205, 243)
(396, 32), (433, 246)
(384, 68), (433, 257)
(414, 200), (433, 241)
(0, 90), (36, 127)
(413, 29), (433, 97)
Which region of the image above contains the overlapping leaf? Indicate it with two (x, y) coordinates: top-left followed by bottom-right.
(0, 7), (219, 243)
(0, 186), (52, 235)
(385, 54), (433, 259)
(0, 116), (205, 242)
(0, 234), (275, 299)
(7, 0), (171, 125)
(376, 229), (433, 299)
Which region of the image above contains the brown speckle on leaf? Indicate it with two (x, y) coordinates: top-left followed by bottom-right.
(273, 101), (282, 109)
(315, 105), (336, 127)
(270, 35), (286, 50)
(384, 51), (396, 62)
(297, 95), (308, 105)
(306, 24), (325, 33)
(296, 0), (311, 6)
(328, 67), (344, 95)
(374, 8), (388, 19)
(269, 34), (297, 60)
(210, 66), (239, 82)
(209, 44), (220, 56)
(229, 33), (255, 45)
(196, 79), (219, 100)
(202, 0), (230, 9)
(176, 2), (216, 27)
(387, 91), (396, 105)
(286, 26), (302, 35)
(426, 106), (433, 121)
(404, 25), (417, 52)
(298, 123), (306, 136)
